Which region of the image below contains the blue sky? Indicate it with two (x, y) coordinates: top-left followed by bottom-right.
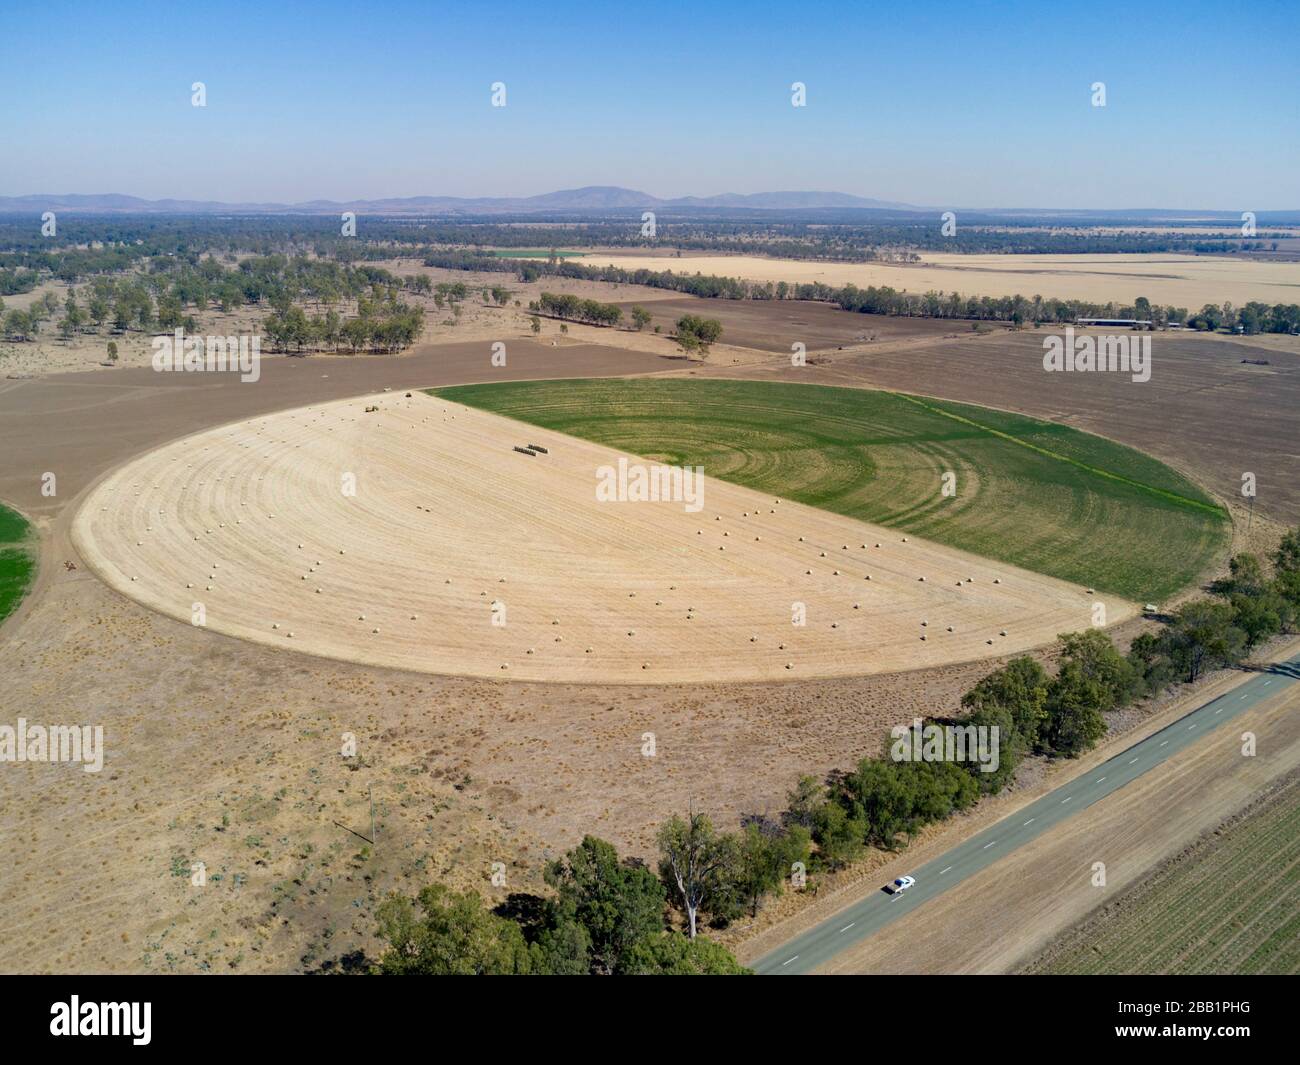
(1, 0), (1297, 208)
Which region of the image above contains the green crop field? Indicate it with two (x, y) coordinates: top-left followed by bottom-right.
(432, 378), (1229, 601)
(1022, 775), (1300, 974)
(0, 502), (36, 626)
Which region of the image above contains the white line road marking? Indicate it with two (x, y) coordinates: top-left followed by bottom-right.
(1023, 818), (1035, 825)
(782, 955), (799, 966)
(1188, 724), (1196, 730)
(1160, 740), (1169, 747)
(1061, 796), (1072, 803)
(1096, 777), (1106, 782)
(983, 841), (996, 849)
(939, 867), (952, 875)
(1240, 694), (1248, 699)
(1216, 708), (1223, 714)
(1128, 758), (1138, 764)
(839, 923), (855, 933)
(1263, 679), (1273, 686)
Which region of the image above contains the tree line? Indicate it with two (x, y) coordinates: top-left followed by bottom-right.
(531, 291), (623, 327)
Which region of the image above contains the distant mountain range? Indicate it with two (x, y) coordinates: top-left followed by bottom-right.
(0, 187), (919, 215)
(0, 188), (1289, 220)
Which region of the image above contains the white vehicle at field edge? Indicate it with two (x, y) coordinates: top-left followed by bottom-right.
(886, 875), (916, 895)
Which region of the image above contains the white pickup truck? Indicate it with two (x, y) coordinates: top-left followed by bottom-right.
(885, 875), (916, 895)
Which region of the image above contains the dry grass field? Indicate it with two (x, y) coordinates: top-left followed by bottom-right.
(592, 251), (1300, 310)
(71, 392), (1123, 684)
(0, 263), (697, 379)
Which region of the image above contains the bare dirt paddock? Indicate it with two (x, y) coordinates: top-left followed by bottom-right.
(0, 333), (1246, 973)
(72, 394), (1125, 684)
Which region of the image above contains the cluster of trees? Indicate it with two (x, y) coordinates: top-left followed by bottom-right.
(0, 233), (155, 287)
(263, 290), (424, 353)
(1, 291), (62, 340)
(0, 267), (41, 295)
(375, 834), (753, 975)
(0, 254), (435, 347)
(0, 214), (429, 277)
(531, 291), (623, 327)
(785, 630), (1134, 878)
(673, 313), (723, 355)
(1130, 529), (1300, 688)
(526, 293), (719, 354)
(822, 283), (1179, 325)
(430, 280), (467, 308)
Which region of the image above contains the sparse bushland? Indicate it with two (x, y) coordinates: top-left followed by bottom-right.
(1, 252), (432, 355)
(5, 214), (1293, 341)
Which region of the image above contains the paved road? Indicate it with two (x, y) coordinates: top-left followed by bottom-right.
(754, 654), (1300, 975)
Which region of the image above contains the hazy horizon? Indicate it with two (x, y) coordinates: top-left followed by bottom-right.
(3, 187), (1300, 216)
(1, 0), (1297, 210)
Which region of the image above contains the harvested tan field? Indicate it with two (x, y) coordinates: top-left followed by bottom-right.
(72, 393), (1126, 684)
(593, 251), (1300, 309)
